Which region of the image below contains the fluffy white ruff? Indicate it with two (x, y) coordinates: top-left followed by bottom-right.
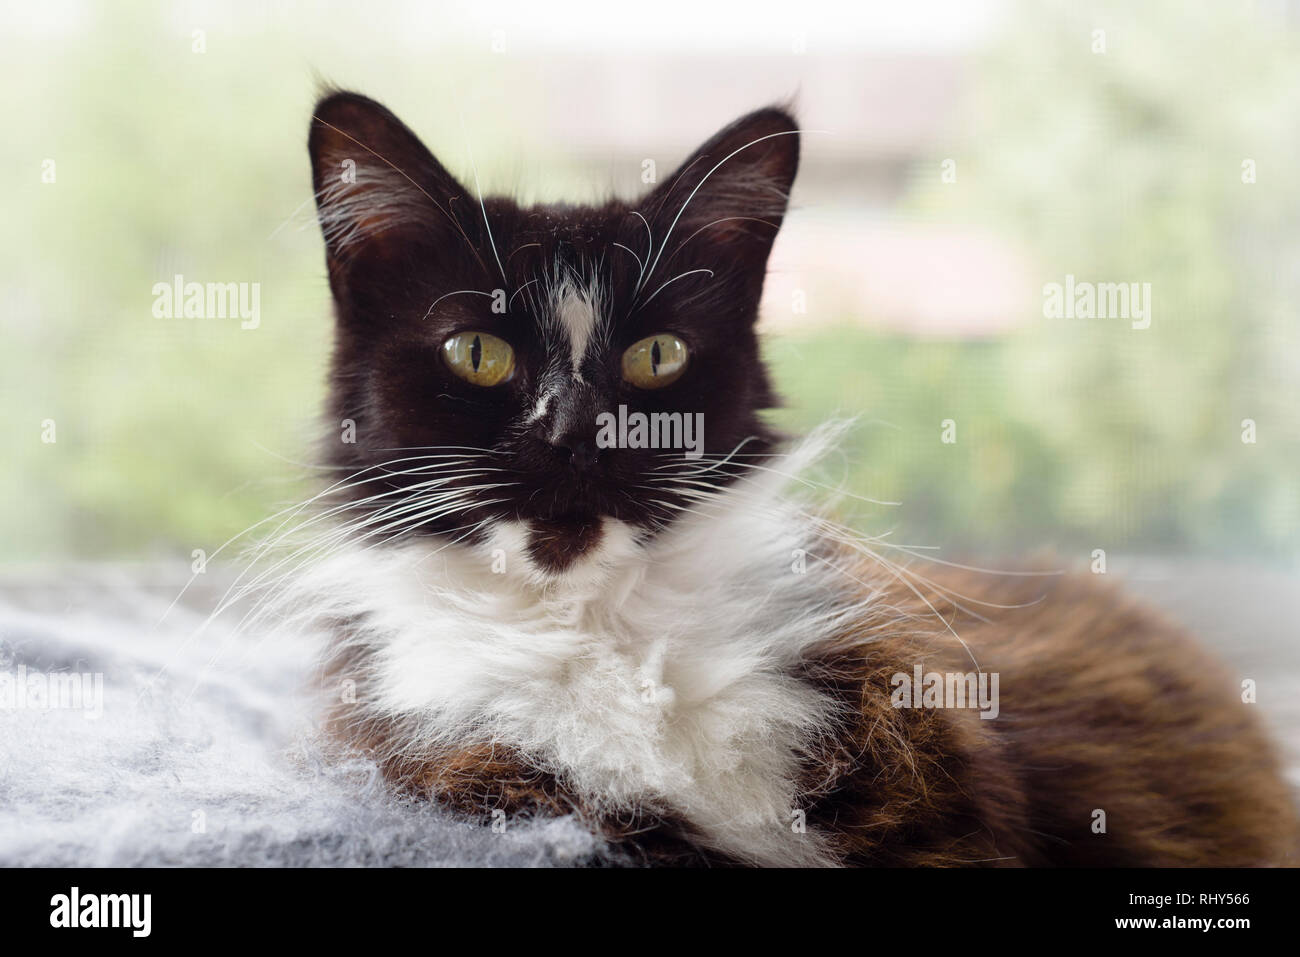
(281, 427), (861, 866)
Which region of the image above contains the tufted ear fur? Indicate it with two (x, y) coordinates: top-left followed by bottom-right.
(308, 90), (492, 328)
(639, 106), (799, 300)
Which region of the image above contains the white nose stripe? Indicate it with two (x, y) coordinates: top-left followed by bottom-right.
(554, 279), (599, 379)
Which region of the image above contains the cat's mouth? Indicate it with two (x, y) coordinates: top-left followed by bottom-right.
(524, 513), (606, 573)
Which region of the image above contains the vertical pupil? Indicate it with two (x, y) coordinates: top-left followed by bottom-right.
(470, 335), (482, 372)
(650, 339), (661, 375)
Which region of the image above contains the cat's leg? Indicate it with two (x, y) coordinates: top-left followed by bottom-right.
(368, 738), (736, 865)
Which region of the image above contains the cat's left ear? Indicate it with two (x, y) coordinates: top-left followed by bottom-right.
(643, 106), (800, 271)
(308, 91), (471, 276)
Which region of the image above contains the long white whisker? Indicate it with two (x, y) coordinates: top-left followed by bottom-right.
(460, 113), (507, 286)
(610, 242), (644, 287)
(640, 129), (803, 292)
(423, 288), (494, 319)
(630, 211), (654, 296)
(153, 453), (493, 631)
(636, 268), (713, 311)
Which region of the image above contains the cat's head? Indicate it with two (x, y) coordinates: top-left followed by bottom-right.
(308, 91), (799, 577)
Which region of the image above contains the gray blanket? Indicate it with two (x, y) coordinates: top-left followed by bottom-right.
(0, 568), (601, 867)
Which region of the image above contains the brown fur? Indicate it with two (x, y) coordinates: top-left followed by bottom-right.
(330, 717), (728, 864)
(325, 562), (1298, 866)
(797, 566), (1297, 866)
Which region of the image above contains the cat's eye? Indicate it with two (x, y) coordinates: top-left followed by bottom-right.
(621, 334), (689, 389)
(442, 331), (515, 387)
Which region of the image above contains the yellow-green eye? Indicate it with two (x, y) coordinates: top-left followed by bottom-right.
(442, 331), (515, 386)
(622, 334), (688, 389)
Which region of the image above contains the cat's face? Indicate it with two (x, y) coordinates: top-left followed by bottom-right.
(309, 92), (799, 575)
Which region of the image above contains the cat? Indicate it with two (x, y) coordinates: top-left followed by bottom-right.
(289, 89), (1297, 866)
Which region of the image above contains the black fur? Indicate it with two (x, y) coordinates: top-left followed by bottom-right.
(308, 91), (800, 567)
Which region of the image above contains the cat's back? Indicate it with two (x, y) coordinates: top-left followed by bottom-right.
(811, 561), (1298, 866)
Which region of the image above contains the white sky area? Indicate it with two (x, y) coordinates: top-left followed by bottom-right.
(437, 0), (1007, 52)
(10, 0), (1007, 53)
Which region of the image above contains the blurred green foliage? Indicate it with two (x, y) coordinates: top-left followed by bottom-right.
(2, 1), (1297, 563)
(838, 0), (1300, 557)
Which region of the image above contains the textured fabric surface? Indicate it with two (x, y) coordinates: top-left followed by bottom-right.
(0, 570), (603, 867)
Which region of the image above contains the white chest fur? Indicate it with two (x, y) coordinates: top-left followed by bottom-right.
(286, 449), (855, 866)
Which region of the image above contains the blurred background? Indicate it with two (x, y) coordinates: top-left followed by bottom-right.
(2, 0), (1298, 571)
(2, 0), (1299, 867)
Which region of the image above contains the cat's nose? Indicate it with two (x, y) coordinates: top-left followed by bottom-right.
(549, 432), (600, 471)
(538, 384), (603, 471)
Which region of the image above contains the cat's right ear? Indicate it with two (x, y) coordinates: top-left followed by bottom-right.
(308, 91), (470, 283)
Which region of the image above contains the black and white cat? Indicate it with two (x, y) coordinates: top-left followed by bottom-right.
(278, 91), (1295, 867)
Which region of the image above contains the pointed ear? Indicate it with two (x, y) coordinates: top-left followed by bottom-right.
(643, 107), (800, 270)
(308, 91), (471, 277)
